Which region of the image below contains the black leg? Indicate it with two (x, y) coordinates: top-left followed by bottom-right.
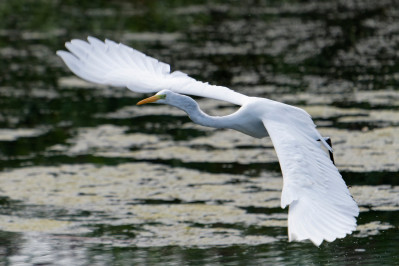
(325, 137), (335, 165)
(317, 137), (335, 165)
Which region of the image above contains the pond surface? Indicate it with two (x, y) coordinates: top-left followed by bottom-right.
(0, 0), (399, 265)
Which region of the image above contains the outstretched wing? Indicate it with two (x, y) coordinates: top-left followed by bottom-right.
(262, 103), (359, 246)
(57, 37), (247, 105)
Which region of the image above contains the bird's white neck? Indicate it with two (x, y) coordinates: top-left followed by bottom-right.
(169, 95), (231, 129)
(166, 93), (269, 138)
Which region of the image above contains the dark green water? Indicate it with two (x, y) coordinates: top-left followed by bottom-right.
(0, 0), (398, 265)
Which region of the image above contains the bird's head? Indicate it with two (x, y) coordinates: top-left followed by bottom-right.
(136, 89), (197, 112)
(136, 89), (175, 106)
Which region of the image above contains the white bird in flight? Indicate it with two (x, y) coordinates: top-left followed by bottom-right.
(57, 36), (359, 246)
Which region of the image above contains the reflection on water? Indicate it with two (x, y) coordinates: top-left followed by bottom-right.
(0, 0), (399, 265)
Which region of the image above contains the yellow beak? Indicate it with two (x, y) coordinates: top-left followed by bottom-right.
(137, 95), (162, 105)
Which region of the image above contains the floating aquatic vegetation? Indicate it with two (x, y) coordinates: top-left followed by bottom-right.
(0, 128), (49, 141)
(0, 162), (396, 248)
(319, 127), (399, 172)
(355, 221), (395, 238)
(63, 125), (159, 155)
(0, 215), (73, 234)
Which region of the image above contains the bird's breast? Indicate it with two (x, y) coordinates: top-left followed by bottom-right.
(229, 100), (269, 138)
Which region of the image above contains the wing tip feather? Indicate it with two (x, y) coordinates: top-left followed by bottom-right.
(287, 196), (358, 246)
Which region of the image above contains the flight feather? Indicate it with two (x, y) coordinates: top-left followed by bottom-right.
(57, 36), (247, 105)
(262, 105), (359, 246)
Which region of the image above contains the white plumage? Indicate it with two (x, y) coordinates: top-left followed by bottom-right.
(57, 37), (245, 104)
(57, 37), (359, 246)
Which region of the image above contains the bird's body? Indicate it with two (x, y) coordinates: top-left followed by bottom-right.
(57, 37), (359, 246)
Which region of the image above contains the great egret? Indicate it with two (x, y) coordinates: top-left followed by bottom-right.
(57, 37), (359, 246)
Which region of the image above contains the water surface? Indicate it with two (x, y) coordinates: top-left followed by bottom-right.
(0, 0), (398, 265)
